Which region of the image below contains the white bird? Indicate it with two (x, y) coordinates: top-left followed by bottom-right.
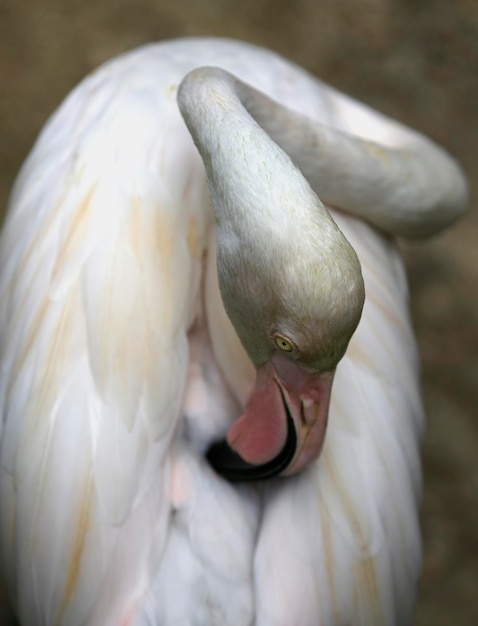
(0, 38), (467, 626)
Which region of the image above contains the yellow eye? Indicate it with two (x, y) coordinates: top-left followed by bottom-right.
(274, 334), (294, 352)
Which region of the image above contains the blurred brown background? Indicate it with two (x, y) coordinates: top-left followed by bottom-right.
(0, 0), (476, 624)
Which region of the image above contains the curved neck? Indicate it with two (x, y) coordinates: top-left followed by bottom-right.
(178, 66), (467, 239)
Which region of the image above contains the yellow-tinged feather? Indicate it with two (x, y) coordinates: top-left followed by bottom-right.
(55, 468), (94, 626)
(52, 186), (96, 284)
(319, 504), (342, 625)
(14, 189), (69, 285)
(323, 449), (377, 559)
(5, 296), (50, 414)
(354, 558), (383, 626)
(16, 288), (79, 481)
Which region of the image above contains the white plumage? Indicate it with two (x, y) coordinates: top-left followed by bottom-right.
(0, 38), (467, 625)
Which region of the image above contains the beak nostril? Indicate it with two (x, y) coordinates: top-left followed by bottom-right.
(301, 398), (320, 426)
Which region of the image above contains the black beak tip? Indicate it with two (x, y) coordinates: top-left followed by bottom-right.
(206, 401), (297, 482)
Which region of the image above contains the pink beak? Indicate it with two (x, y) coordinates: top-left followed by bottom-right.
(207, 354), (334, 481)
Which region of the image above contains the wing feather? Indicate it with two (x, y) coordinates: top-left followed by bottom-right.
(0, 56), (206, 625)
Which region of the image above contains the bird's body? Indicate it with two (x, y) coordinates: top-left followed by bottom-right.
(0, 38), (467, 626)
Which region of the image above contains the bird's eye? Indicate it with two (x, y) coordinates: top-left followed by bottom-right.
(274, 334), (294, 352)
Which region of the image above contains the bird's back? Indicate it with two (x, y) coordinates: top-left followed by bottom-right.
(0, 38), (423, 626)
